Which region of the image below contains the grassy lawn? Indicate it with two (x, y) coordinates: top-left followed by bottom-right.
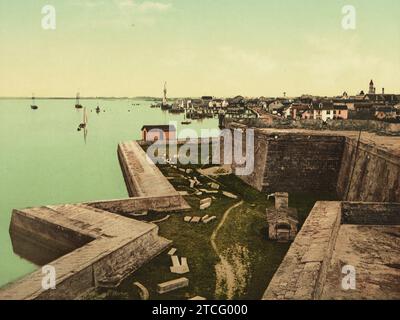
(87, 163), (338, 300)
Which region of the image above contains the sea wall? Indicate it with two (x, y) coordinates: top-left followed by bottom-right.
(229, 118), (400, 135)
(88, 195), (190, 214)
(0, 204), (171, 300)
(337, 137), (400, 202)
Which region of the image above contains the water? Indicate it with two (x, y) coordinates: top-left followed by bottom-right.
(0, 98), (219, 288)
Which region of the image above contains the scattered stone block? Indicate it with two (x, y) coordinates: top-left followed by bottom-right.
(189, 296), (206, 300)
(200, 198), (212, 205)
(133, 282), (149, 300)
(157, 277), (189, 294)
(179, 191), (189, 196)
(201, 215), (209, 222)
(200, 198), (212, 210)
(171, 255), (181, 267)
(168, 248), (177, 256)
(186, 169), (193, 174)
(170, 255), (189, 274)
(191, 216), (201, 223)
(184, 216), (192, 222)
(203, 216), (217, 224)
(189, 180), (196, 188)
(200, 202), (211, 210)
(222, 191), (238, 199)
(199, 189), (219, 194)
(209, 182), (220, 190)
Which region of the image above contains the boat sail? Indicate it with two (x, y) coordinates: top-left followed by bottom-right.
(75, 92), (83, 109)
(31, 93), (38, 110)
(77, 107), (88, 131)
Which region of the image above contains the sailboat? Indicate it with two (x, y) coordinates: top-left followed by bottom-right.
(75, 92), (83, 109)
(77, 107), (88, 131)
(31, 94), (38, 110)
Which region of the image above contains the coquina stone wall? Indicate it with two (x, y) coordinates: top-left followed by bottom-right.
(337, 138), (400, 202)
(232, 129), (400, 202)
(232, 131), (345, 195)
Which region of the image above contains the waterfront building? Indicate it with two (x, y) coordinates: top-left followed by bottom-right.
(141, 125), (177, 142)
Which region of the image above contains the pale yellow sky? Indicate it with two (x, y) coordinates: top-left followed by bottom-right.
(0, 0), (399, 97)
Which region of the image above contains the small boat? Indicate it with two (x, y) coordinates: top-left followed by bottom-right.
(77, 107), (88, 131)
(181, 112), (192, 125)
(96, 106), (101, 114)
(31, 94), (38, 110)
(75, 92), (83, 109)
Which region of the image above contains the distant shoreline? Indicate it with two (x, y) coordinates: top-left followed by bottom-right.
(0, 97), (161, 100)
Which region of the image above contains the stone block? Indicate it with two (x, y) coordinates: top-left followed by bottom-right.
(157, 278), (189, 294)
(189, 296), (206, 300)
(184, 216), (192, 222)
(223, 191), (238, 199)
(200, 198), (212, 205)
(209, 183), (220, 190)
(168, 248), (177, 256)
(203, 216), (217, 224)
(191, 216), (201, 223)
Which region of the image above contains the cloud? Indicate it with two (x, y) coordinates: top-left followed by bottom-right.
(218, 46), (277, 73)
(115, 0), (171, 13)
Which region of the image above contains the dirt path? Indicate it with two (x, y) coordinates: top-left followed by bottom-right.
(211, 200), (244, 300)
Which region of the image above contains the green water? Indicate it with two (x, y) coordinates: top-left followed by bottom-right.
(0, 98), (219, 288)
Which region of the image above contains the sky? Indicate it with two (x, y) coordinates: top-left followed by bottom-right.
(0, 0), (399, 97)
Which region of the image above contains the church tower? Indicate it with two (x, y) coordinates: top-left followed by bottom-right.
(369, 80), (376, 94)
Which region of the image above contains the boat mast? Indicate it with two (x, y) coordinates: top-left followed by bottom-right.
(163, 82), (167, 106)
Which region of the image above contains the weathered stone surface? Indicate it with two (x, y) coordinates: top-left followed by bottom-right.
(222, 191), (238, 199)
(133, 282), (149, 300)
(157, 278), (189, 294)
(232, 129), (400, 203)
(117, 141), (190, 210)
(1, 204), (171, 300)
(190, 216), (201, 223)
(168, 248), (177, 256)
(263, 201), (400, 300)
(189, 296), (206, 300)
(203, 216), (217, 224)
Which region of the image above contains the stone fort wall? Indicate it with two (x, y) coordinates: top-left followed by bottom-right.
(232, 129), (400, 203)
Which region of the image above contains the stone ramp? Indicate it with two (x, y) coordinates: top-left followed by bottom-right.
(118, 141), (179, 198)
(0, 204), (171, 300)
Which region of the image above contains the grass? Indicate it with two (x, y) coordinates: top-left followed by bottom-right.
(86, 164), (338, 300)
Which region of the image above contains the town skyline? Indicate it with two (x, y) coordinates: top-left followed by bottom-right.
(0, 0), (399, 97)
